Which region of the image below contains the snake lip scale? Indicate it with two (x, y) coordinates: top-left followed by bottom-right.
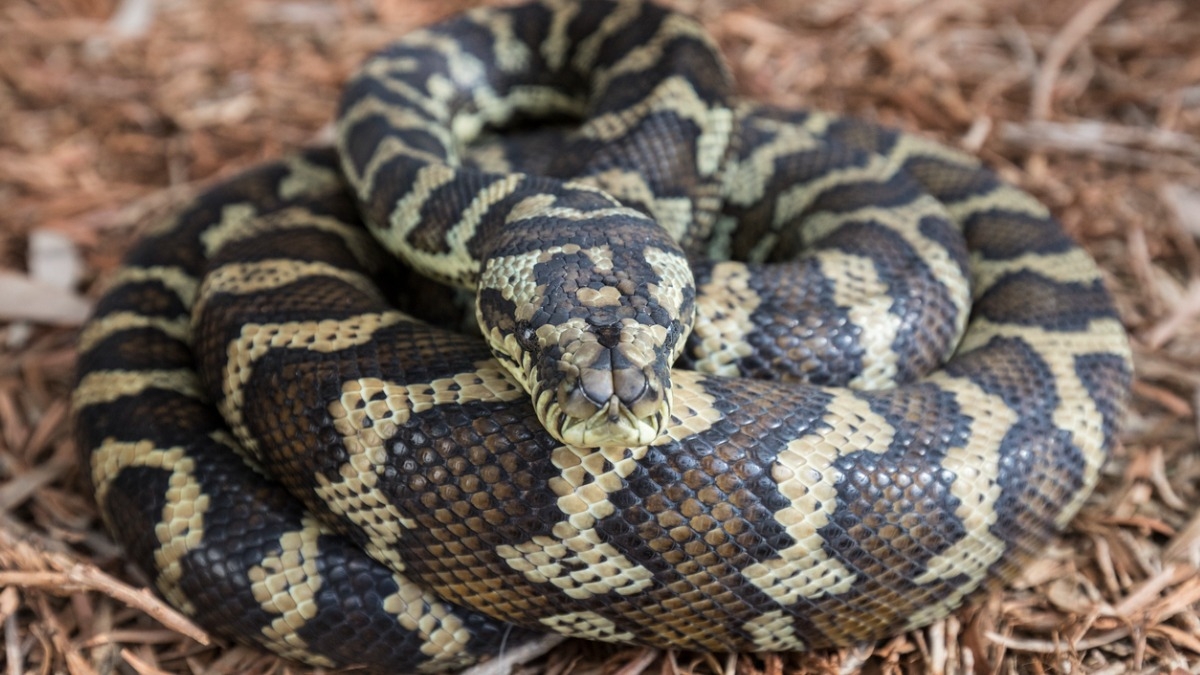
(72, 0), (1132, 672)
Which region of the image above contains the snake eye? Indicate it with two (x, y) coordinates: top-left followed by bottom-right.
(515, 322), (538, 353)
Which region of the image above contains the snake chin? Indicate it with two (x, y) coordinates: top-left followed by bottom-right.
(550, 397), (666, 448)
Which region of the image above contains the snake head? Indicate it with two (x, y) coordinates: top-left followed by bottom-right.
(478, 238), (694, 448)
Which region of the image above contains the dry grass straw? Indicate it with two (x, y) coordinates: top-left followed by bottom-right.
(1, 0), (1198, 672)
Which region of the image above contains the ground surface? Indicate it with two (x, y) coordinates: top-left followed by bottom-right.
(1, 0), (1198, 673)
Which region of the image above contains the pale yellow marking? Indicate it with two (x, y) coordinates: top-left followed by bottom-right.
(219, 311), (409, 462)
(795, 201), (974, 353)
(689, 262), (760, 377)
(482, 243), (632, 332)
(200, 259), (380, 299)
(496, 532), (654, 600)
(721, 111), (823, 208)
(572, 168), (695, 242)
(99, 265), (198, 306)
(742, 391), (894, 605)
(278, 154), (343, 201)
(248, 517), (335, 667)
(77, 312), (189, 354)
(582, 245), (614, 271)
(377, 163), (501, 288)
(794, 197), (946, 251)
(480, 247), (549, 324)
(381, 29), (491, 104)
(89, 439), (207, 617)
(769, 132), (958, 244)
(746, 192), (973, 389)
(345, 122), (453, 198)
(548, 444), (645, 530)
(391, 167), (526, 288)
(943, 183), (1050, 222)
(330, 367), (524, 442)
(316, 364), (526, 571)
(874, 122), (977, 166)
(969, 248), (1107, 295)
(464, 141), (515, 174)
(351, 125), (451, 202)
(457, 84), (584, 142)
(955, 316), (1130, 528)
(752, 140), (890, 233)
(736, 135), (975, 386)
(539, 611), (634, 643)
(499, 190), (553, 225)
(660, 371), (724, 440)
(72, 369), (202, 412)
(435, 74), (473, 135)
(505, 196), (640, 225)
(809, 109), (976, 171)
(485, 322), (541, 405)
(463, 6), (529, 73)
(438, 171), (525, 250)
(194, 259), (383, 323)
(312, 470), (409, 573)
(816, 250), (904, 391)
(902, 375), (1015, 631)
(743, 610), (807, 652)
(382, 576), (473, 660)
(201, 207), (382, 273)
(345, 60), (546, 171)
(364, 28), (529, 143)
(499, 82), (586, 115)
(350, 55), (449, 123)
(538, 0), (581, 71)
(577, 75), (733, 179)
(807, 111), (1048, 243)
(198, 203), (253, 256)
(571, 0), (643, 73)
(576, 286), (621, 307)
(589, 12), (713, 95)
(642, 246), (692, 325)
(497, 444), (655, 600)
(704, 213), (739, 262)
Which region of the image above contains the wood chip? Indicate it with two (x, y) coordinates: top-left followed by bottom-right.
(0, 272), (91, 325)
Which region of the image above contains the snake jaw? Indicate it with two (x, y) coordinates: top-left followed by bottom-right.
(554, 394), (666, 448)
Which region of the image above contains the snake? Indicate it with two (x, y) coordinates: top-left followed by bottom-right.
(72, 0), (1133, 672)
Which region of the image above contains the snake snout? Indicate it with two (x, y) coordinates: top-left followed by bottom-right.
(555, 341), (667, 447)
(565, 352), (658, 418)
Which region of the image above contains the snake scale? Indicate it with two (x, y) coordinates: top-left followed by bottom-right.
(72, 1), (1133, 672)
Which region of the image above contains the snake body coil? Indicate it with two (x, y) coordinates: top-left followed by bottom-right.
(74, 1), (1132, 672)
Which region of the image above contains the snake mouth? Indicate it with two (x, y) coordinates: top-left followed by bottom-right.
(551, 393), (667, 448)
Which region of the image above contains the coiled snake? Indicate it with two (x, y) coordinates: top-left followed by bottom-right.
(73, 1), (1132, 672)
